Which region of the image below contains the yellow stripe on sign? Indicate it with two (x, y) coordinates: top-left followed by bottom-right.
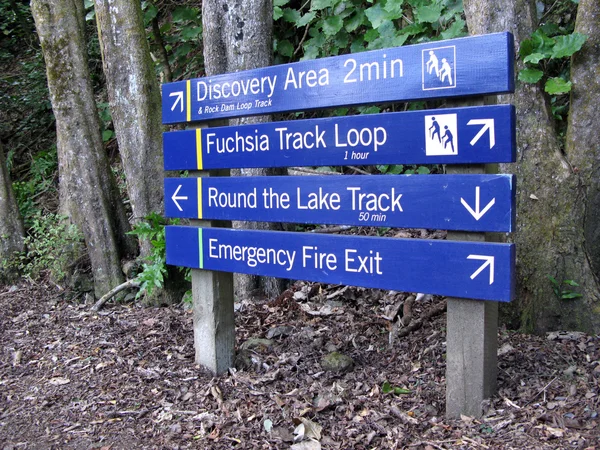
(196, 128), (203, 170)
(198, 228), (203, 269)
(186, 80), (191, 122)
(197, 178), (203, 219)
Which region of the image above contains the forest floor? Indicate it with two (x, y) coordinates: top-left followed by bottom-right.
(0, 279), (598, 449)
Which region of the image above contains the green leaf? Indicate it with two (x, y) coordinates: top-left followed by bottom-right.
(551, 33), (587, 59)
(172, 7), (198, 22)
(144, 4), (158, 24)
(539, 23), (560, 37)
(519, 39), (534, 58)
(416, 166), (430, 174)
(382, 381), (393, 394)
(322, 16), (343, 36)
(85, 10), (95, 21)
(399, 22), (426, 37)
(377, 165), (390, 173)
(301, 42), (320, 61)
(523, 52), (546, 64)
(84, 0), (94, 8)
(296, 11), (317, 27)
(440, 19), (466, 40)
(364, 28), (380, 43)
(311, 0), (336, 11)
(344, 10), (365, 32)
(365, 4), (388, 29)
(277, 39), (294, 58)
(564, 279), (580, 287)
(273, 6), (283, 20)
(282, 8), (301, 23)
(102, 130), (114, 142)
(415, 4), (443, 23)
(518, 68), (543, 83)
(393, 387), (412, 395)
(180, 26), (202, 40)
(561, 291), (582, 299)
(544, 77), (572, 94)
(383, 0), (403, 18)
(387, 165), (404, 174)
(274, 0), (289, 6)
(530, 28), (554, 56)
(357, 106), (381, 115)
(350, 35), (365, 53)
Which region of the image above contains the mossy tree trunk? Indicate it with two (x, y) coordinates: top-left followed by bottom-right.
(94, 0), (187, 303)
(94, 0), (162, 255)
(202, 0), (286, 300)
(464, 0), (600, 333)
(0, 142), (25, 279)
(31, 0), (136, 298)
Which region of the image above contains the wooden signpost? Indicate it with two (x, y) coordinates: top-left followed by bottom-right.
(161, 32), (516, 418)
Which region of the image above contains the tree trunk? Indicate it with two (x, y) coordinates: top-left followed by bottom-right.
(31, 0), (136, 298)
(0, 142), (25, 280)
(202, 0), (286, 300)
(94, 0), (188, 303)
(464, 0), (600, 333)
(94, 0), (163, 254)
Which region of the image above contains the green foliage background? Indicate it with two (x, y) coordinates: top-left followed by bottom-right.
(0, 0), (586, 298)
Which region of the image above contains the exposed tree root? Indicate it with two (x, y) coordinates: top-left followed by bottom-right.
(396, 298), (447, 338)
(91, 279), (140, 312)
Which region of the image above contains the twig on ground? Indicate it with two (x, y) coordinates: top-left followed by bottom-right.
(347, 165), (371, 175)
(310, 225), (353, 234)
(289, 167), (342, 175)
(91, 279), (140, 312)
(524, 374), (558, 406)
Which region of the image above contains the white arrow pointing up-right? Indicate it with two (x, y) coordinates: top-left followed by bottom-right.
(467, 119), (495, 149)
(467, 254), (495, 284)
(169, 91), (184, 112)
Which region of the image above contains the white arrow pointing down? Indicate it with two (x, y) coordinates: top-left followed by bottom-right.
(460, 186), (495, 220)
(467, 255), (495, 284)
(171, 184), (188, 212)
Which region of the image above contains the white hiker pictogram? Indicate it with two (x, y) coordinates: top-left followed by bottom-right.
(440, 58), (453, 85)
(426, 50), (440, 77)
(425, 113), (458, 156)
(422, 46), (457, 91)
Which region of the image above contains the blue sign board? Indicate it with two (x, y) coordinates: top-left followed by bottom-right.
(166, 226), (515, 302)
(164, 174), (515, 232)
(163, 105), (515, 170)
(162, 33), (514, 124)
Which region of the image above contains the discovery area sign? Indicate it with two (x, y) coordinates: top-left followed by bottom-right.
(162, 32), (514, 124)
(163, 174), (515, 232)
(166, 226), (515, 302)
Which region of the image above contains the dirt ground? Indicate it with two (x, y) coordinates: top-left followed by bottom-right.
(0, 280), (598, 449)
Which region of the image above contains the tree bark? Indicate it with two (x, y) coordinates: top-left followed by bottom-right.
(94, 0), (163, 256)
(202, 0), (286, 300)
(0, 142), (25, 280)
(94, 0), (189, 303)
(31, 0), (136, 298)
(464, 0), (600, 332)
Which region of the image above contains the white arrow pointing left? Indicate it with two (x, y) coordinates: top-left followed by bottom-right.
(467, 119), (495, 149)
(467, 254), (495, 284)
(461, 186), (496, 220)
(171, 184), (188, 212)
(169, 91), (184, 112)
